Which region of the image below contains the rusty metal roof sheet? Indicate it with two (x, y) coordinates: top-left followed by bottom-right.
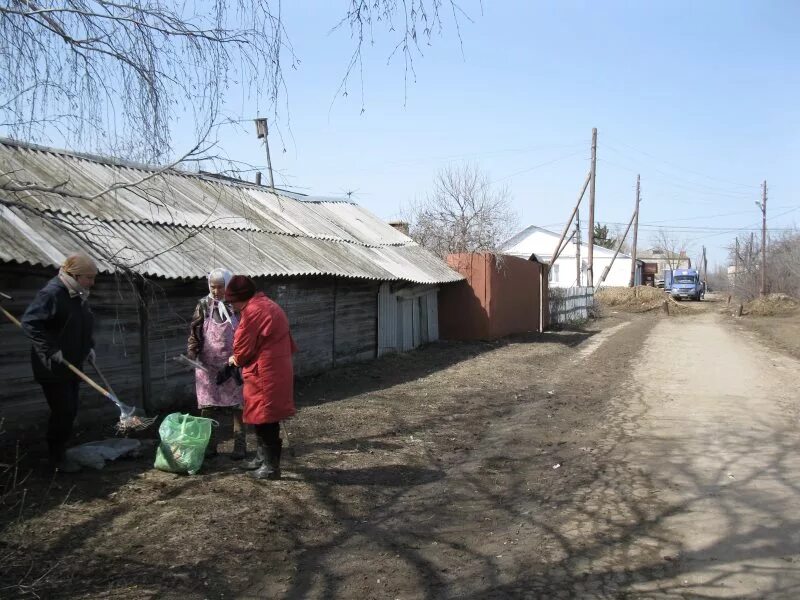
(0, 139), (462, 284)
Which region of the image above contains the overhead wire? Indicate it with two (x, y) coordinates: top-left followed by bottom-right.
(601, 136), (759, 191)
(493, 149), (586, 184)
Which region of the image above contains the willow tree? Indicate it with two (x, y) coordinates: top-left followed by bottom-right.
(0, 0), (470, 267)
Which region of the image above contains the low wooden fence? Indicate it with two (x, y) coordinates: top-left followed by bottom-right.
(548, 286), (594, 325)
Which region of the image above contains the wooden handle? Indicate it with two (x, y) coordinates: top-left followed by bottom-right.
(63, 360), (111, 397)
(0, 304), (21, 328)
(88, 359), (117, 398)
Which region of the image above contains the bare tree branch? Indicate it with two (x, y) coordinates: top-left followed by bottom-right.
(405, 162), (517, 259)
(1, 0), (295, 162)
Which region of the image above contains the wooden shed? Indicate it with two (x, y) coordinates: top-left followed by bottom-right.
(0, 138), (463, 439)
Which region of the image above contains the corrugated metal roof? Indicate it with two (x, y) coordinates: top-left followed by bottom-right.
(0, 139), (463, 284)
(0, 141), (412, 246)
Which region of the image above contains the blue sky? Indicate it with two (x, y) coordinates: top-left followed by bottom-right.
(178, 1), (799, 268)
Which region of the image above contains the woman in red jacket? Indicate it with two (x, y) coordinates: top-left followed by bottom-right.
(225, 275), (297, 480)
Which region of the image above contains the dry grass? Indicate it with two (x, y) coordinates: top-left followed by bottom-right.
(595, 286), (684, 313)
(744, 293), (800, 317)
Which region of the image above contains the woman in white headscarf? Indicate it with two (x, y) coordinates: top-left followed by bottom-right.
(187, 268), (245, 459)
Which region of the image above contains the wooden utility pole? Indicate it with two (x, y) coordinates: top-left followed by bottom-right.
(575, 210), (582, 287)
(701, 245), (707, 280)
(734, 236), (739, 295)
(587, 128), (597, 287)
(759, 180), (767, 296)
(629, 174), (641, 287)
(254, 118), (276, 189)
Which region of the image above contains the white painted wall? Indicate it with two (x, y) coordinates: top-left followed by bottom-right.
(502, 225), (641, 289)
(549, 255), (640, 288)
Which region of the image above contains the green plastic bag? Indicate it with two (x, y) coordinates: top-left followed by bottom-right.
(154, 413), (214, 475)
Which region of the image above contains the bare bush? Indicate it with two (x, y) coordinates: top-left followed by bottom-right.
(405, 163), (518, 259)
(650, 229), (692, 271)
(730, 229), (800, 301)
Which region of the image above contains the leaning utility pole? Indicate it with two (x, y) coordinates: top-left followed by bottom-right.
(597, 202), (637, 287)
(587, 128), (598, 287)
(758, 180), (767, 296)
(551, 172), (591, 264)
(628, 174), (641, 287)
(734, 237), (739, 295)
(575, 210), (582, 287)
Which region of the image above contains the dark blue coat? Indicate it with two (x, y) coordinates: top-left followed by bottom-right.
(21, 277), (95, 383)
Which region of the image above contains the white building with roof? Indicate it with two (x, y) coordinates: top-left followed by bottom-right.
(500, 225), (642, 288)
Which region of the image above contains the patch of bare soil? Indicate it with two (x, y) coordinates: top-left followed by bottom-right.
(720, 294), (800, 360)
(735, 312), (800, 360)
(0, 312), (660, 599)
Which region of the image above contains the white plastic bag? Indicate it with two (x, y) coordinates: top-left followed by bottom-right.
(65, 438), (142, 470)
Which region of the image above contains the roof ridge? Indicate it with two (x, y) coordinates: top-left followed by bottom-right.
(0, 137), (352, 203)
(34, 206), (412, 249)
(0, 136), (177, 173)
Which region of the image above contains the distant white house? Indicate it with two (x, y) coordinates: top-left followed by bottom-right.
(500, 225), (642, 288)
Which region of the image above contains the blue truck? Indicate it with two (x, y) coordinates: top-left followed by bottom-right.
(670, 268), (703, 301)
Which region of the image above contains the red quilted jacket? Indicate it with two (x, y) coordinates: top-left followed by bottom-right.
(232, 293), (297, 424)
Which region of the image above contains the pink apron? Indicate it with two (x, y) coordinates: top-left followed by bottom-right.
(195, 307), (243, 409)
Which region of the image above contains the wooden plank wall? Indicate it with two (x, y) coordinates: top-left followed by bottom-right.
(145, 278), (207, 412)
(263, 278), (335, 375)
(0, 265), (141, 439)
(1, 266), (382, 443)
(333, 280), (379, 365)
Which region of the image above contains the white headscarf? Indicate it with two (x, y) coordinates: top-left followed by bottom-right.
(208, 268), (234, 324)
(58, 268), (91, 303)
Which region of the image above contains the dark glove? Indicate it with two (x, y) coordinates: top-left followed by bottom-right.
(216, 364), (243, 386)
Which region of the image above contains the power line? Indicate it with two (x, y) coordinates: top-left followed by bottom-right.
(638, 205), (798, 225)
(494, 150), (586, 183)
(602, 136), (759, 190)
(599, 157), (756, 200)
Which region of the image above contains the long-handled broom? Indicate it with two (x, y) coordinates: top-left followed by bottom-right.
(0, 294), (155, 432)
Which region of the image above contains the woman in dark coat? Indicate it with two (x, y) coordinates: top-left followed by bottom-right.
(21, 253), (97, 472)
(225, 275), (297, 480)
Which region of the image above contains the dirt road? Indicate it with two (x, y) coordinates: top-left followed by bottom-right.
(3, 307), (800, 599)
(261, 308), (800, 598)
(609, 310), (800, 598)
(277, 308), (800, 599)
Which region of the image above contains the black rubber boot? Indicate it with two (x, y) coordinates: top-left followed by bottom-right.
(239, 439), (265, 471)
(201, 408), (218, 458)
(230, 412), (246, 460)
(230, 433), (247, 460)
(248, 439), (282, 480)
